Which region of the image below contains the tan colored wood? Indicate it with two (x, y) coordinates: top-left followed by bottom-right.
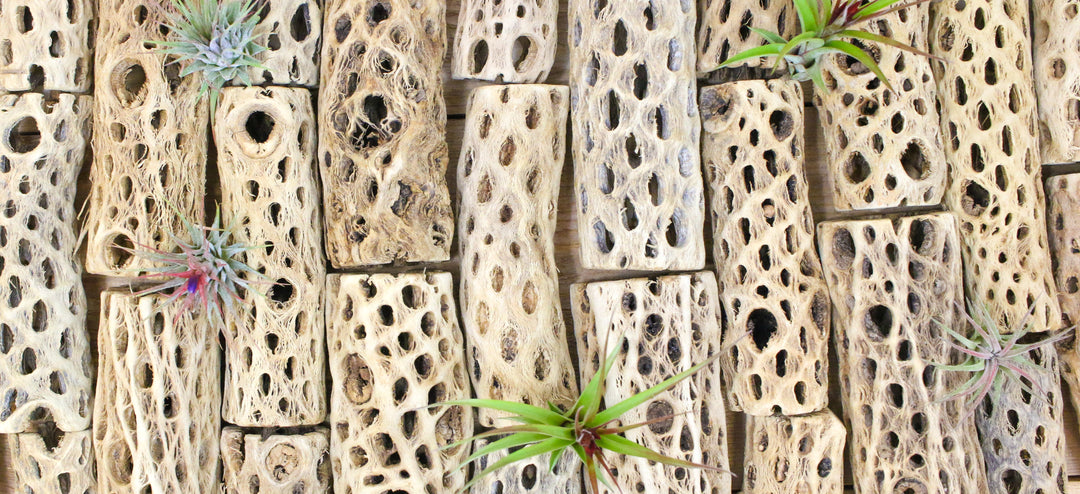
(1048, 174), (1080, 326)
(469, 437), (582, 494)
(93, 290), (221, 494)
(0, 93), (93, 434)
(6, 429), (94, 494)
(929, 0), (1061, 333)
(688, 271), (733, 494)
(0, 0), (92, 92)
(817, 213), (989, 493)
(743, 410), (846, 494)
(696, 0), (796, 75)
(221, 427), (330, 494)
(245, 0), (321, 87)
(318, 0), (454, 268)
(1033, 0), (1080, 164)
(215, 86), (326, 428)
(569, 0), (705, 271)
(452, 0), (557, 83)
(701, 80), (831, 416)
(326, 272), (473, 493)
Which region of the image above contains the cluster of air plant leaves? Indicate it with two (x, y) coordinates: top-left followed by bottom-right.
(438, 337), (725, 493)
(720, 0), (939, 92)
(935, 299), (1074, 420)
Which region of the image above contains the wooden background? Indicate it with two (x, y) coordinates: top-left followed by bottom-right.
(5, 0), (1080, 491)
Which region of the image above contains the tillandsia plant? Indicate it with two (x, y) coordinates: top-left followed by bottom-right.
(720, 0), (939, 92)
(438, 337), (726, 493)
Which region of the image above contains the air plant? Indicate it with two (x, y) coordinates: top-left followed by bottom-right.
(438, 337), (726, 493)
(719, 0), (939, 92)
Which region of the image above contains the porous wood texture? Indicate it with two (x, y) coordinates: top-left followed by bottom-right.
(696, 0), (796, 75)
(469, 438), (581, 494)
(93, 291), (221, 494)
(815, 4), (946, 210)
(686, 270), (731, 494)
(319, 0), (453, 267)
(245, 0), (321, 86)
(0, 0), (92, 92)
(215, 87), (326, 427)
(85, 0), (209, 276)
(326, 273), (473, 493)
(1048, 174), (1080, 326)
(817, 214), (989, 493)
(221, 427), (330, 494)
(452, 0), (557, 83)
(569, 0), (705, 271)
(571, 272), (731, 494)
(743, 410), (846, 494)
(700, 80), (831, 417)
(929, 0), (1061, 333)
(1033, 0), (1080, 164)
(7, 430), (95, 494)
(458, 84), (577, 426)
(0, 93), (93, 434)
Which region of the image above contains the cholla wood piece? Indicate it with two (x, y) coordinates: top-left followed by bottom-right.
(700, 80), (831, 416)
(469, 438), (581, 494)
(93, 291), (221, 494)
(817, 214), (989, 493)
(929, 0), (1061, 333)
(569, 0), (705, 271)
(686, 271), (731, 494)
(221, 427), (330, 494)
(318, 0), (453, 267)
(1033, 0), (1080, 164)
(0, 93), (93, 434)
(743, 410), (846, 494)
(1048, 175), (1080, 326)
(571, 273), (729, 494)
(326, 273), (473, 493)
(85, 0), (209, 276)
(816, 5), (946, 210)
(452, 0), (557, 83)
(244, 0), (321, 86)
(696, 0), (796, 75)
(7, 430), (95, 494)
(458, 84), (577, 426)
(0, 0), (92, 92)
(216, 87), (326, 427)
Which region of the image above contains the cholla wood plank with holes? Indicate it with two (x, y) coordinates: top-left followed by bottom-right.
(469, 438), (582, 494)
(6, 430), (95, 494)
(452, 0), (557, 83)
(700, 80), (831, 417)
(243, 0), (321, 86)
(569, 0), (706, 271)
(686, 271), (732, 494)
(0, 0), (92, 92)
(0, 93), (93, 434)
(1047, 174), (1080, 435)
(458, 84), (577, 427)
(318, 0), (454, 267)
(696, 0), (796, 75)
(215, 87), (326, 428)
(928, 0), (1061, 333)
(1033, 0), (1080, 164)
(325, 273), (473, 493)
(817, 214), (989, 493)
(93, 291), (221, 494)
(571, 272), (729, 494)
(743, 410), (846, 494)
(84, 0), (209, 276)
(221, 427), (330, 494)
(815, 4), (946, 210)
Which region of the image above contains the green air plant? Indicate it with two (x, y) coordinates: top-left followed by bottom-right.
(438, 337), (726, 493)
(719, 0), (938, 92)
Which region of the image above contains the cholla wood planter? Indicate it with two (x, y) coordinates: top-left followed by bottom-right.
(244, 0), (321, 86)
(569, 0), (706, 271)
(0, 93), (92, 434)
(0, 0), (92, 92)
(7, 430), (94, 494)
(743, 410), (846, 494)
(1033, 0), (1080, 164)
(93, 291), (221, 494)
(470, 438), (581, 494)
(85, 0), (209, 276)
(318, 0), (453, 268)
(696, 0), (796, 76)
(215, 87), (326, 428)
(815, 4), (946, 210)
(326, 273), (473, 493)
(929, 0), (1061, 333)
(221, 427), (330, 494)
(458, 84), (577, 426)
(700, 80), (831, 416)
(571, 272), (730, 494)
(452, 0), (557, 83)
(817, 214), (988, 493)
